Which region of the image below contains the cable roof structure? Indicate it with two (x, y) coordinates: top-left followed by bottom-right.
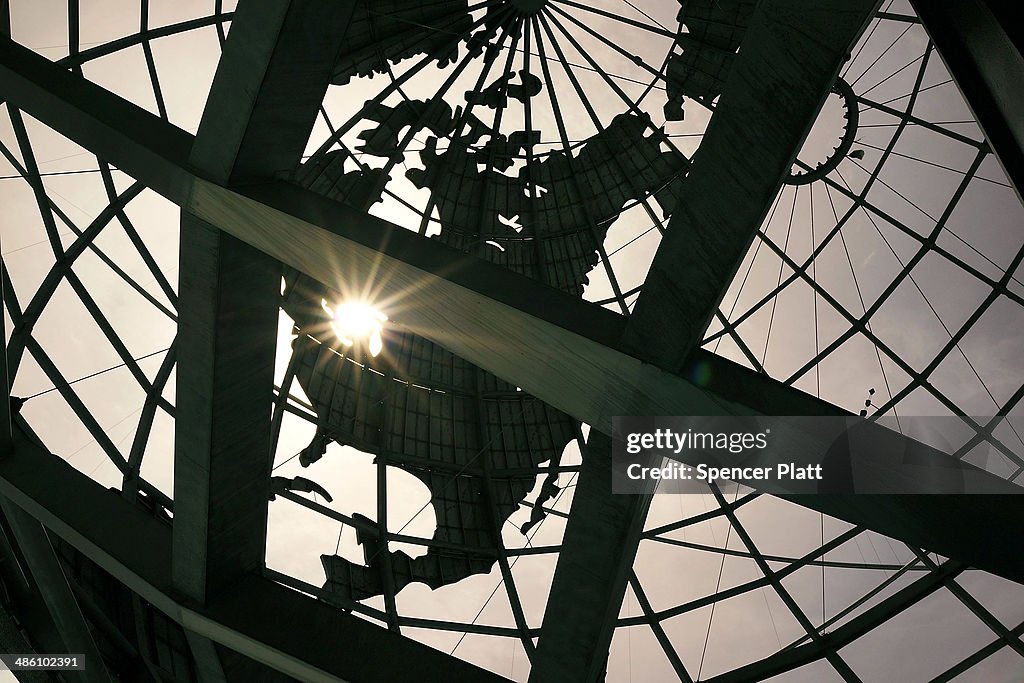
(0, 1), (1023, 681)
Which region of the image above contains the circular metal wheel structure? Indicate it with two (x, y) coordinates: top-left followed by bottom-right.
(785, 77), (860, 186)
(1, 1), (1023, 682)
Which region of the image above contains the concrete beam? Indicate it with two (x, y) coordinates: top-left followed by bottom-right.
(1, 30), (1022, 584)
(624, 0), (880, 367)
(173, 0), (356, 607)
(531, 2), (881, 681)
(529, 433), (653, 683)
(0, 422), (509, 683)
(911, 0), (1024, 201)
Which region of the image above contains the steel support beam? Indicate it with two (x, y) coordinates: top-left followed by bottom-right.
(705, 560), (966, 682)
(0, 499), (113, 683)
(531, 2), (880, 681)
(173, 0), (356, 610)
(0, 422), (509, 683)
(4, 218), (84, 679)
(1, 27), (1022, 587)
(911, 0), (1024, 201)
(1, 230), (62, 682)
(0, 23), (42, 651)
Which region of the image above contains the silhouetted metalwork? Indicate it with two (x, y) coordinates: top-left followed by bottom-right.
(2, 1), (1024, 681)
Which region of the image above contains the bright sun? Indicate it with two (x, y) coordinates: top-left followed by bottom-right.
(320, 299), (388, 357)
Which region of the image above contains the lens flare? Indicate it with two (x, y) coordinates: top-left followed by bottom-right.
(320, 298), (388, 357)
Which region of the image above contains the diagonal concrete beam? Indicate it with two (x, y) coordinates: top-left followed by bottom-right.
(624, 0), (879, 367)
(911, 0), (1024, 202)
(1, 30), (1022, 589)
(531, 2), (881, 681)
